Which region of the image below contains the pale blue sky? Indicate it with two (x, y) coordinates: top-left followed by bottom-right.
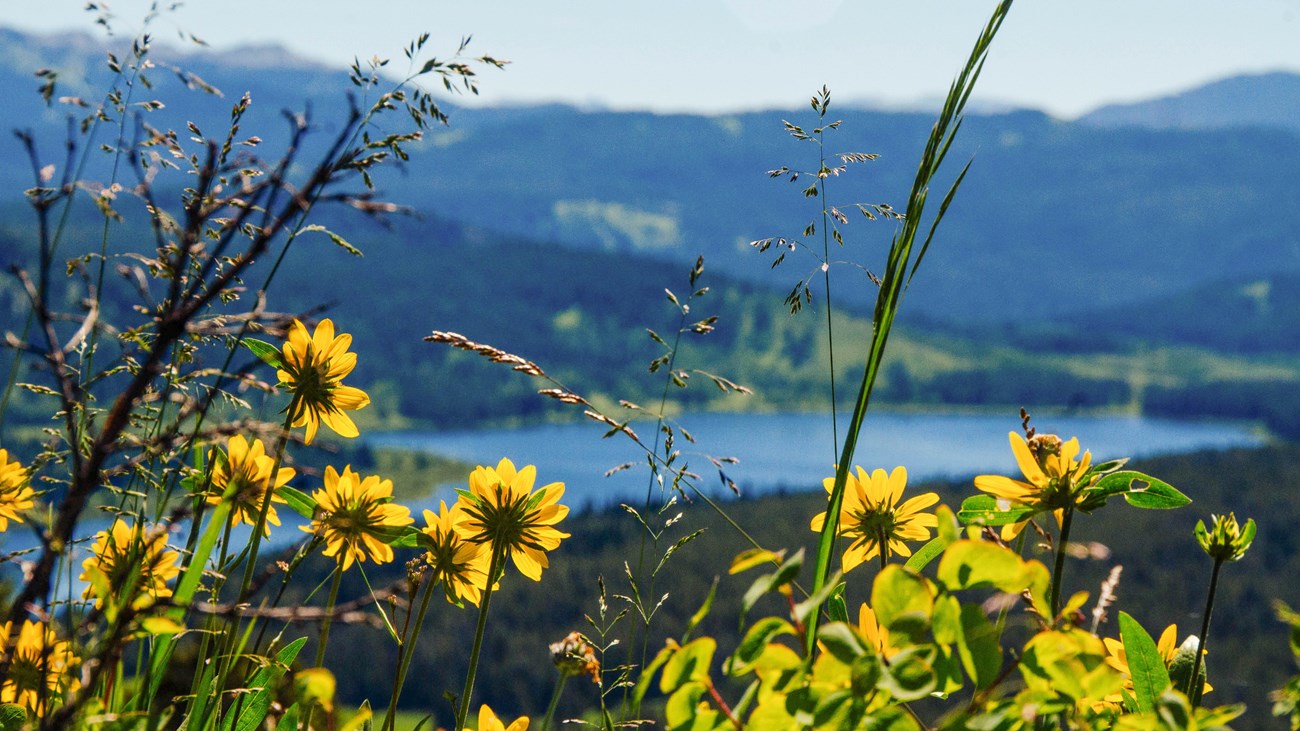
(2, 1), (1298, 118)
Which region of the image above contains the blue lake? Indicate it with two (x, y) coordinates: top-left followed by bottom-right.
(366, 411), (1265, 512)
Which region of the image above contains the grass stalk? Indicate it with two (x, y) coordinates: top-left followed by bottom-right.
(807, 0), (1014, 654)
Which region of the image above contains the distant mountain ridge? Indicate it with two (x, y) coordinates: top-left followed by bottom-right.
(1079, 71), (1300, 132)
(2, 26), (1299, 332)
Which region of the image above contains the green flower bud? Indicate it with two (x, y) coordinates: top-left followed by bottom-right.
(1194, 513), (1256, 562)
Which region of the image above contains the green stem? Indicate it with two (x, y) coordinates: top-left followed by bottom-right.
(315, 566), (344, 667)
(237, 393), (300, 603)
(384, 577), (436, 731)
(1050, 507), (1075, 618)
(1188, 557), (1223, 706)
(541, 674), (568, 731)
(457, 540), (504, 731)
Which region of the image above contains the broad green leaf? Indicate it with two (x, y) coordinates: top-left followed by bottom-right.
(957, 494), (1037, 526)
(0, 705), (26, 731)
(243, 337), (284, 369)
(871, 565), (933, 643)
(278, 704), (300, 731)
(632, 642), (676, 712)
(1119, 611), (1171, 713)
(878, 646), (938, 702)
(1084, 471), (1190, 510)
(957, 604), (1002, 689)
(727, 617), (795, 675)
(936, 540), (1026, 593)
(660, 637), (716, 693)
(226, 637), (309, 731)
(816, 621), (868, 664)
(279, 485), (318, 519)
(729, 548), (783, 574)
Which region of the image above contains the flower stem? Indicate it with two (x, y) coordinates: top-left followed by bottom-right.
(1050, 507), (1075, 618)
(384, 577), (436, 731)
(1188, 556), (1223, 706)
(457, 540), (504, 731)
(541, 674), (568, 731)
(315, 566), (344, 667)
(237, 394), (301, 603)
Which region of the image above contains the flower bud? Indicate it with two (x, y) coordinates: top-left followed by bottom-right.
(1194, 512), (1256, 562)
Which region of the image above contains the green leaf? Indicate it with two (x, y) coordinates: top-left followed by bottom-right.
(0, 705), (26, 731)
(957, 494), (1037, 526)
(878, 646), (938, 702)
(816, 621), (868, 664)
(660, 637), (716, 694)
(741, 549), (803, 617)
(279, 485), (317, 519)
(226, 637), (309, 731)
(632, 642), (676, 712)
(278, 704), (300, 731)
(243, 337), (284, 369)
(1119, 611), (1171, 713)
(903, 537), (946, 572)
(683, 578), (718, 643)
(871, 565), (933, 643)
(1084, 470), (1190, 510)
(728, 617), (797, 675)
(957, 604), (1002, 689)
(936, 540), (1025, 593)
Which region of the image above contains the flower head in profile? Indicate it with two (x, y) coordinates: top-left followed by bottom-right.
(304, 465), (413, 571)
(277, 319), (370, 444)
(207, 435), (296, 536)
(80, 520), (181, 609)
(418, 500), (490, 606)
(455, 458), (569, 581)
(810, 466), (938, 572)
(0, 620), (79, 716)
(974, 432), (1094, 540)
(465, 704), (529, 731)
(0, 448), (36, 532)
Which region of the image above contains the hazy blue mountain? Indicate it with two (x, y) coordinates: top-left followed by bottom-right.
(1079, 71), (1300, 132)
(3, 27), (1300, 329)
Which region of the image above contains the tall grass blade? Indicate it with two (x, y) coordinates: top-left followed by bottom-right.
(807, 0), (1014, 654)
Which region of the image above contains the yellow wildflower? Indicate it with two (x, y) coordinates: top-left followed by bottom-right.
(973, 432), (1094, 540)
(456, 458), (569, 581)
(857, 604), (899, 660)
(304, 465), (412, 571)
(0, 620), (79, 716)
(420, 500), (490, 606)
(277, 319), (370, 444)
(0, 449), (35, 532)
(207, 435), (296, 536)
(810, 466), (938, 572)
(465, 704), (529, 731)
(80, 519), (181, 609)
